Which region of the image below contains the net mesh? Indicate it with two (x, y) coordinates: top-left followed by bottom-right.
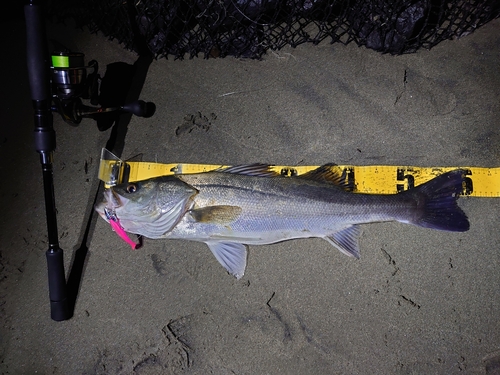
(48, 0), (500, 59)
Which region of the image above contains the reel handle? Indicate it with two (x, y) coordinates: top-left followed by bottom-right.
(122, 100), (156, 118)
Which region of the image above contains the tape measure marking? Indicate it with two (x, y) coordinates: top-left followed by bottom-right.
(98, 159), (499, 197)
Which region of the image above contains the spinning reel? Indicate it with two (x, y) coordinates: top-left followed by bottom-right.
(50, 51), (156, 125)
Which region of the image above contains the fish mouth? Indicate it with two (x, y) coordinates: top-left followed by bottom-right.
(95, 188), (127, 222)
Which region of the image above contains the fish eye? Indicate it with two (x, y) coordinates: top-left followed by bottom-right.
(126, 184), (137, 193)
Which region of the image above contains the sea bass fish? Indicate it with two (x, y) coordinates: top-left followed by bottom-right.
(95, 164), (469, 279)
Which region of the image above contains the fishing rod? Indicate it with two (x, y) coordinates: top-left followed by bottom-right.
(25, 0), (69, 321)
(24, 0), (155, 321)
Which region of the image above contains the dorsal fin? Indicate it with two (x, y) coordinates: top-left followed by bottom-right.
(219, 164), (281, 177)
(298, 164), (353, 191)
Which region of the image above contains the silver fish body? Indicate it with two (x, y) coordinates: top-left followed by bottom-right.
(96, 164), (469, 279)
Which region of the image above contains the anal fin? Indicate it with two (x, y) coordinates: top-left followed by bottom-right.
(324, 225), (362, 259)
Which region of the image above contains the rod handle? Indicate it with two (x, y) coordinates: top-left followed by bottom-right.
(24, 0), (50, 102)
(46, 248), (70, 321)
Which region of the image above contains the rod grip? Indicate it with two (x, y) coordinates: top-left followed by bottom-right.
(24, 0), (50, 102)
(46, 248), (70, 321)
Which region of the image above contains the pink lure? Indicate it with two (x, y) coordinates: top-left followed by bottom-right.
(109, 218), (140, 250)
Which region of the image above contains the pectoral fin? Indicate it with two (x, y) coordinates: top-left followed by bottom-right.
(190, 205), (242, 224)
(205, 241), (248, 279)
(324, 225), (361, 259)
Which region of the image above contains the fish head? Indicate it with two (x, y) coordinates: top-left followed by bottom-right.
(95, 176), (198, 238)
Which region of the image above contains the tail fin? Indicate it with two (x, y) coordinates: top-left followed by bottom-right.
(410, 170), (469, 232)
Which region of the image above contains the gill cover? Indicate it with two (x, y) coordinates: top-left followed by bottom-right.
(110, 176), (198, 238)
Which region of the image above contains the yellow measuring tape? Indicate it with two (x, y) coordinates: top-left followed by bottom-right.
(98, 150), (499, 197)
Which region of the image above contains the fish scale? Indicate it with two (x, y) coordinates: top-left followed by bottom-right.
(176, 173), (395, 236)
